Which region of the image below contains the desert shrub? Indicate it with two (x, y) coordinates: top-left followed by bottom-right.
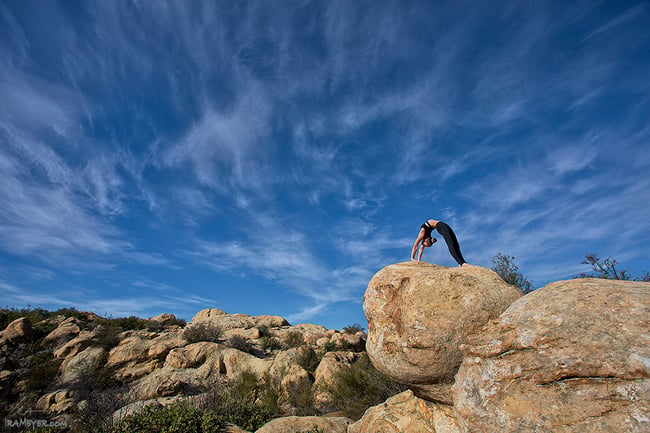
(342, 324), (365, 334)
(183, 323), (222, 344)
(228, 335), (253, 353)
(22, 350), (62, 394)
(72, 385), (130, 433)
(284, 330), (304, 348)
(297, 347), (321, 374)
(93, 324), (122, 350)
(491, 253), (534, 294)
(99, 316), (150, 331)
(206, 370), (282, 431)
(321, 341), (338, 353)
(111, 403), (226, 433)
(326, 353), (406, 420)
(0, 307), (93, 332)
(578, 253), (650, 281)
(288, 380), (316, 416)
(0, 307), (48, 332)
(259, 335), (283, 352)
(257, 325), (270, 336)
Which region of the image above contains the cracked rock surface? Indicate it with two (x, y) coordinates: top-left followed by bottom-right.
(453, 278), (650, 433)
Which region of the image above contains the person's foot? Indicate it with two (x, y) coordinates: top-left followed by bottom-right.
(459, 263), (472, 267)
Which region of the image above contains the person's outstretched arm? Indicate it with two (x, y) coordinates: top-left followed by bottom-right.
(411, 230), (424, 260)
(417, 243), (425, 261)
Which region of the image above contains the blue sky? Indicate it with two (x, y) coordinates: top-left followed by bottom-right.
(1, 1), (649, 330)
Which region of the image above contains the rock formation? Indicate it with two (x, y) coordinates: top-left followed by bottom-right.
(348, 390), (460, 433)
(3, 265), (649, 433)
(453, 278), (650, 433)
(363, 261), (522, 402)
(255, 415), (352, 433)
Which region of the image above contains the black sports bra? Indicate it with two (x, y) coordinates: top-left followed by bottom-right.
(421, 221), (434, 237)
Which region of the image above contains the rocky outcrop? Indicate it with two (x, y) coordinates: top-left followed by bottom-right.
(42, 317), (82, 346)
(107, 331), (186, 379)
(363, 262), (521, 402)
(453, 278), (650, 433)
(149, 313), (179, 325)
(191, 308), (289, 329)
(254, 415), (352, 433)
(349, 390), (460, 433)
(313, 351), (361, 412)
(37, 389), (76, 414)
(60, 346), (105, 383)
(54, 326), (106, 360)
(0, 317), (34, 345)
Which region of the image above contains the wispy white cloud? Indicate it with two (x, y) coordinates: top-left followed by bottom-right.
(161, 82), (274, 193)
(582, 3), (647, 41)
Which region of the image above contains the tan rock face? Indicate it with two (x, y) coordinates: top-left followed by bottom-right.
(42, 318), (82, 346)
(191, 309), (288, 330)
(453, 278), (650, 433)
(59, 346), (105, 383)
(313, 351), (360, 412)
(348, 390), (460, 433)
(363, 262), (521, 398)
(255, 415), (352, 433)
(0, 317), (34, 345)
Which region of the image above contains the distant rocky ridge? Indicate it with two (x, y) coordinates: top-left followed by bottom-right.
(1, 262), (649, 432)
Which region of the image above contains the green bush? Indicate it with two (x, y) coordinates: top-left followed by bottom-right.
(287, 380), (315, 416)
(325, 353), (406, 420)
(342, 324), (365, 334)
(321, 341), (338, 353)
(183, 323), (222, 344)
(297, 347), (321, 374)
(205, 371), (282, 431)
(23, 350), (62, 394)
(111, 403), (226, 433)
(93, 324), (122, 350)
(259, 335), (283, 352)
(491, 253), (534, 294)
(578, 252), (650, 281)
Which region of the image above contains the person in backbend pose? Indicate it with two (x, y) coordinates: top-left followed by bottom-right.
(411, 219), (469, 266)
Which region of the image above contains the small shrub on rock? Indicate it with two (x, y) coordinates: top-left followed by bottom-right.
(203, 371), (282, 431)
(326, 353), (406, 420)
(260, 335), (283, 352)
(342, 324), (365, 334)
(228, 335), (253, 353)
(111, 403), (225, 433)
(297, 347), (321, 374)
(183, 323), (222, 344)
(23, 350), (62, 394)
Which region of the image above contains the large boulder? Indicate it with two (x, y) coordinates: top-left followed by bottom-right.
(254, 415), (351, 433)
(42, 317), (82, 347)
(453, 278), (650, 433)
(54, 328), (102, 360)
(349, 390), (460, 433)
(363, 262), (521, 402)
(60, 346), (105, 383)
(0, 317), (34, 345)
